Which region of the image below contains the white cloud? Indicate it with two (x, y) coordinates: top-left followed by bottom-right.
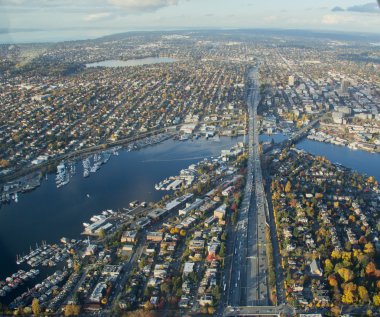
(84, 12), (112, 22)
(107, 0), (179, 12)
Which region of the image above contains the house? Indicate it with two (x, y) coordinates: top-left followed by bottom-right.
(310, 259), (323, 276)
(153, 264), (169, 279)
(148, 209), (168, 221)
(222, 186), (234, 197)
(102, 265), (122, 277)
(208, 242), (220, 256)
(147, 231), (163, 242)
(183, 262), (195, 276)
(121, 230), (138, 243)
(179, 198), (204, 216)
(145, 243), (156, 254)
(89, 282), (107, 303)
(189, 239), (205, 251)
(178, 296), (190, 308)
(214, 204), (226, 220)
(84, 244), (97, 256)
(199, 295), (213, 307)
(204, 215), (216, 228)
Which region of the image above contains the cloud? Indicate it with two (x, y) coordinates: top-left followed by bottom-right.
(84, 12), (112, 22)
(2, 0), (180, 12)
(331, 2), (379, 14)
(346, 2), (379, 13)
(107, 0), (179, 12)
(331, 6), (344, 12)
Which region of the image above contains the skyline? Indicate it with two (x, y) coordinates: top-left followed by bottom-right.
(0, 0), (380, 43)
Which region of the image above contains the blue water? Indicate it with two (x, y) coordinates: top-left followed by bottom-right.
(86, 57), (178, 68)
(0, 137), (241, 281)
(260, 133), (288, 144)
(297, 139), (380, 182)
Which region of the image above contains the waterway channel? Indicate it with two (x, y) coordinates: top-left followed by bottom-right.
(0, 137), (241, 282)
(1, 134), (379, 304)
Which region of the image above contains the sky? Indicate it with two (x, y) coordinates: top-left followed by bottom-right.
(0, 0), (379, 42)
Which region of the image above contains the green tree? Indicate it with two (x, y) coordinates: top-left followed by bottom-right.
(324, 259), (334, 275)
(98, 229), (106, 239)
(219, 243), (226, 258)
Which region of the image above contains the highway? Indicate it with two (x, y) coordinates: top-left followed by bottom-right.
(246, 67), (269, 307)
(225, 66), (269, 310)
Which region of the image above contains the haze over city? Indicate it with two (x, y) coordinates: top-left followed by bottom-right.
(0, 0), (380, 43)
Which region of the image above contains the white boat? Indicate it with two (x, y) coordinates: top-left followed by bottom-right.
(82, 158), (91, 177)
(83, 222), (90, 227)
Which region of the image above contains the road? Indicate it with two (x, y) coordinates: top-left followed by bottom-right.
(224, 66), (269, 310)
(246, 67), (269, 307)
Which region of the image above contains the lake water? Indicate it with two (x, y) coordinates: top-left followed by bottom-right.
(1, 134), (379, 304)
(86, 57), (178, 68)
(297, 139), (380, 182)
(259, 133), (288, 144)
(259, 133), (380, 182)
(0, 137), (241, 282)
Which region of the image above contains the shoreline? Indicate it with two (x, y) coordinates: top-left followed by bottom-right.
(0, 127), (178, 187)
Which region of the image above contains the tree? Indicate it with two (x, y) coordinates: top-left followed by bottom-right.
(358, 286), (369, 303)
(219, 243), (226, 258)
(338, 268), (354, 282)
(208, 306), (216, 315)
(364, 242), (375, 256)
(328, 275), (338, 287)
(179, 229), (186, 237)
(73, 260), (81, 273)
(331, 250), (342, 260)
(325, 259), (334, 274)
(160, 283), (170, 294)
(285, 181), (292, 193)
(32, 298), (40, 315)
(373, 294), (380, 306)
(64, 304), (81, 316)
(98, 229), (106, 239)
(212, 285), (221, 301)
(231, 212), (237, 225)
(342, 283), (357, 305)
(143, 301), (154, 310)
(365, 262), (376, 276)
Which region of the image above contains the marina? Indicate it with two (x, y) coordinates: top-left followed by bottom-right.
(0, 136), (242, 285)
(0, 269), (39, 298)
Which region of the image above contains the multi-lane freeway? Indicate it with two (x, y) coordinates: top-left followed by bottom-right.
(224, 66), (269, 312)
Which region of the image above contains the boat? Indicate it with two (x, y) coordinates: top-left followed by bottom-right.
(82, 158), (91, 177)
(83, 222), (90, 227)
(56, 162), (70, 188)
